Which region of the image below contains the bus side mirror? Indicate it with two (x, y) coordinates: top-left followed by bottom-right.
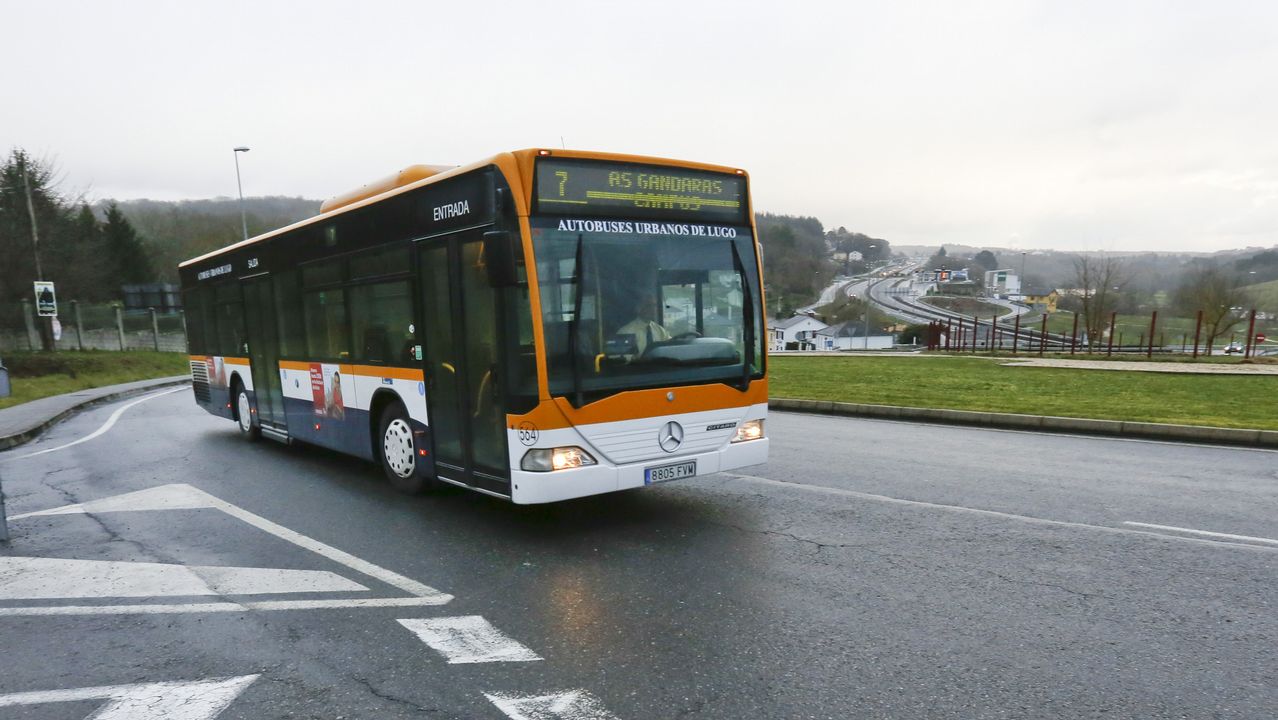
(483, 230), (519, 287)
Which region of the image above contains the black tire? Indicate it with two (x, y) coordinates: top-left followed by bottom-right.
(378, 402), (431, 494)
(234, 383), (260, 441)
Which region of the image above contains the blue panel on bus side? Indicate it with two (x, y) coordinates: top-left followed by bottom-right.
(200, 386), (234, 420)
(282, 396), (374, 461)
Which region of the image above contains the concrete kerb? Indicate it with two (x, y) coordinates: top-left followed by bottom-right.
(769, 397), (1278, 449)
(0, 376), (191, 451)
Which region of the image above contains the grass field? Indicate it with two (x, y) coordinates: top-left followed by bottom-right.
(1243, 278), (1278, 313)
(768, 355), (1278, 430)
(0, 351), (188, 410)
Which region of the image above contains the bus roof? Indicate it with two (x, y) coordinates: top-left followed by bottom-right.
(179, 149), (749, 268)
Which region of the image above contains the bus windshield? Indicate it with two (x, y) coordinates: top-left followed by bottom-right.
(531, 218), (764, 402)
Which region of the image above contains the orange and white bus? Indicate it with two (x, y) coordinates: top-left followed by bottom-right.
(179, 149), (767, 503)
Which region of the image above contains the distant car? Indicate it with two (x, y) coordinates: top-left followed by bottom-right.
(1223, 342), (1244, 354)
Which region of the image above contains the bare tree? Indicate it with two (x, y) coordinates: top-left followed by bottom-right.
(1173, 266), (1246, 355)
(1073, 254), (1127, 350)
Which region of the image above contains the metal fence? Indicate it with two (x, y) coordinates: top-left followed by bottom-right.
(924, 307), (1276, 358)
(0, 300), (187, 353)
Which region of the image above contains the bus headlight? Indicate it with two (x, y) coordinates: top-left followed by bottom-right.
(732, 419), (764, 443)
(521, 446), (598, 472)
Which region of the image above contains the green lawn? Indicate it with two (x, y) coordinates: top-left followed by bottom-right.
(1242, 278), (1278, 313)
(0, 351), (188, 410)
(769, 355), (1278, 430)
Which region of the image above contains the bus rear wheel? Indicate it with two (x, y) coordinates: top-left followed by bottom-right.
(378, 402), (430, 494)
(235, 384), (260, 441)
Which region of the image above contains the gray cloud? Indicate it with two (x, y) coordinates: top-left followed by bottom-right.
(4, 0), (1276, 251)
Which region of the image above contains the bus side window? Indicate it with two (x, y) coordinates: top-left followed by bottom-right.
(213, 283), (245, 357)
(304, 288), (350, 361)
(350, 281), (412, 365)
(273, 270), (303, 357)
(183, 288), (204, 354)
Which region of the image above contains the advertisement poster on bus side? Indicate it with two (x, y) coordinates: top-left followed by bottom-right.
(206, 357), (227, 387)
(310, 363), (345, 419)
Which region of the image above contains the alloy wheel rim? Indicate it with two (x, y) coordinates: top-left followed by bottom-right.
(383, 419), (415, 478)
(238, 392), (252, 432)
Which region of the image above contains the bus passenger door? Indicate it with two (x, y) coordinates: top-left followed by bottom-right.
(417, 231), (510, 494)
(241, 274), (286, 429)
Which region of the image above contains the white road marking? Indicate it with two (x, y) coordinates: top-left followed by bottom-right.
(1122, 521), (1278, 546)
(485, 690), (619, 720)
(398, 616), (542, 664)
(0, 674), (258, 719)
(725, 473), (1278, 553)
(4, 483), (453, 608)
(0, 556), (368, 599)
(7, 482), (215, 519)
(0, 596), (450, 616)
(5, 387), (186, 461)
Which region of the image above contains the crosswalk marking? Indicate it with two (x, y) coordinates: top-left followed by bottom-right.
(398, 616), (542, 664)
(7, 483), (217, 520)
(4, 483), (453, 606)
(0, 675), (259, 720)
(0, 556), (368, 599)
(485, 690), (620, 720)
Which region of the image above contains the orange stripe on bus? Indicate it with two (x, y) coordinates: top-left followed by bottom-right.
(188, 355), (249, 365)
(278, 360), (423, 382)
(507, 379), (767, 431)
(349, 364), (424, 382)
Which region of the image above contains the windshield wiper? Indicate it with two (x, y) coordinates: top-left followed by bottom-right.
(568, 233), (586, 406)
(730, 239), (755, 390)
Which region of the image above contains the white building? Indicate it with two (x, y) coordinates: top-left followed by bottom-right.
(770, 315), (829, 351)
(813, 321), (895, 351)
(984, 269), (1021, 297)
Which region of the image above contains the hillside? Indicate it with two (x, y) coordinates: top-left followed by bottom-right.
(1242, 278), (1278, 313)
(105, 196), (320, 282)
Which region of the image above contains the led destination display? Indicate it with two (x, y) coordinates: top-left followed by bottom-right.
(535, 159), (746, 223)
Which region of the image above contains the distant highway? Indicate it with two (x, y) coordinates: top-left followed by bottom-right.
(800, 263), (1273, 355)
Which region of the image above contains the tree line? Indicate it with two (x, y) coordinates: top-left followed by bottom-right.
(0, 150), (321, 303)
(756, 213), (891, 316)
(1069, 255), (1253, 354)
(0, 150), (154, 303)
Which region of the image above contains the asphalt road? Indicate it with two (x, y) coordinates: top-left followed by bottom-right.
(2, 390), (1277, 719)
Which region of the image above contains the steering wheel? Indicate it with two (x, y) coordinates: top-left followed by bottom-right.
(671, 331), (702, 340)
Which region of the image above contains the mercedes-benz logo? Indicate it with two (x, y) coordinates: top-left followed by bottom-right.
(658, 421), (684, 453)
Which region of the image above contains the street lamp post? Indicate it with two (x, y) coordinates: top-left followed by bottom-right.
(233, 146), (250, 241)
(863, 245), (878, 350)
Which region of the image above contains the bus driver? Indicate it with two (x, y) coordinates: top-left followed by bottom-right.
(617, 294), (671, 355)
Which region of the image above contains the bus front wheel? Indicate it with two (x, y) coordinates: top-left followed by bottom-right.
(235, 384), (260, 441)
(378, 402), (430, 494)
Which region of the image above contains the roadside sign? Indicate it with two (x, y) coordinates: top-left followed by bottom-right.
(1258, 334), (1267, 343)
(33, 281), (56, 317)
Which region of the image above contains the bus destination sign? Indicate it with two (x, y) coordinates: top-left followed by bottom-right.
(535, 159), (745, 223)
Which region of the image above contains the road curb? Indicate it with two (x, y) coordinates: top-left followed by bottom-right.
(769, 398), (1278, 449)
(0, 376), (191, 451)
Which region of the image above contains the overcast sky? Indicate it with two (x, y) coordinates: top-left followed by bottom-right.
(6, 0), (1277, 252)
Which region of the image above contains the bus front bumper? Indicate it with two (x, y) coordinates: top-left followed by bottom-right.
(509, 437), (768, 505)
